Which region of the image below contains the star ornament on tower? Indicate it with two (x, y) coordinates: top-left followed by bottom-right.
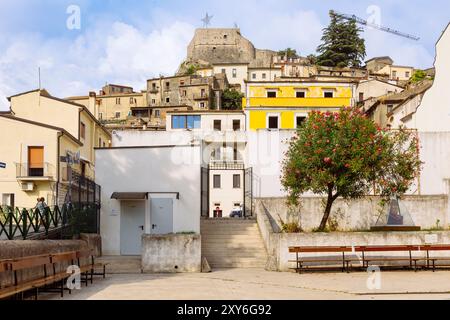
(202, 13), (213, 28)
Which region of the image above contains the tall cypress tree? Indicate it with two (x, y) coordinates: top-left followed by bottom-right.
(316, 12), (366, 68)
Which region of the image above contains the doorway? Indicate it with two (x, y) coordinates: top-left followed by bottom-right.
(150, 198), (173, 234)
(120, 200), (145, 255)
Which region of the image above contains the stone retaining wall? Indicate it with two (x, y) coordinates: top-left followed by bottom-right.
(141, 234), (201, 273)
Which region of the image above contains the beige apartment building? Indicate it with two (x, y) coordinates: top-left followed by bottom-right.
(68, 84), (148, 123)
(0, 89), (111, 209)
(366, 56), (414, 82)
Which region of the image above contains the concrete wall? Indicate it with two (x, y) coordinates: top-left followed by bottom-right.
(256, 196), (449, 232)
(96, 146), (201, 255)
(0, 240), (90, 287)
(141, 234), (201, 273)
(256, 201), (450, 271)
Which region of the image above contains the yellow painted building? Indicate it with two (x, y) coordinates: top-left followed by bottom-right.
(243, 81), (356, 130)
(0, 89), (111, 209)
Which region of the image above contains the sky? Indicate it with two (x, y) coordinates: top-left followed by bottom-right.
(0, 0), (448, 110)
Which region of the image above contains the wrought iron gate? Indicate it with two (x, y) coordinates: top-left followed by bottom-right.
(201, 167), (209, 218)
(243, 167), (253, 217)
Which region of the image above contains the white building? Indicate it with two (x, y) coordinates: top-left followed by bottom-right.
(96, 145), (201, 255)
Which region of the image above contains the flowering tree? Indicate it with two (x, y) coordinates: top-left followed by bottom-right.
(281, 107), (422, 231)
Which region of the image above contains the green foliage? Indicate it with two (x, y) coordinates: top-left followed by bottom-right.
(316, 13), (366, 68)
(306, 54), (317, 65)
(221, 88), (244, 110)
(410, 70), (428, 83)
(281, 107), (422, 231)
(186, 64), (198, 75)
(278, 214), (302, 233)
(278, 48), (299, 59)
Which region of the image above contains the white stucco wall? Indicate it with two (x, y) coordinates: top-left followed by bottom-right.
(209, 169), (244, 217)
(95, 146), (201, 255)
(415, 24), (450, 132)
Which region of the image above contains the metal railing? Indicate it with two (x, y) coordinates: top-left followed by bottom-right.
(0, 203), (99, 240)
(209, 161), (245, 170)
(15, 163), (54, 178)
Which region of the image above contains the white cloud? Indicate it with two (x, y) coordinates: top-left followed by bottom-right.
(0, 20), (195, 110)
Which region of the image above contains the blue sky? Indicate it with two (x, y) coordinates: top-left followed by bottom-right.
(0, 0), (448, 110)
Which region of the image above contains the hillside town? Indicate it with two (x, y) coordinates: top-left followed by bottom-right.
(1, 6), (450, 302)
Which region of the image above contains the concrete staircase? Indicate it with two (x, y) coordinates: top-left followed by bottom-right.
(201, 219), (267, 269)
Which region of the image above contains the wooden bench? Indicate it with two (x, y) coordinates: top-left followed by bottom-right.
(0, 250), (108, 300)
(76, 250), (108, 285)
(289, 245), (450, 273)
(0, 255), (52, 300)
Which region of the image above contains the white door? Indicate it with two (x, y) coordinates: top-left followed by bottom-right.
(120, 201), (145, 255)
(151, 198), (173, 234)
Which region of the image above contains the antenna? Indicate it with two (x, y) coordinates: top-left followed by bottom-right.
(330, 10), (420, 41)
(38, 67), (41, 89)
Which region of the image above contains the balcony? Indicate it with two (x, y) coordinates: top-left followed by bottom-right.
(209, 160), (245, 170)
(193, 94), (209, 100)
(16, 163), (55, 181)
(244, 97), (351, 108)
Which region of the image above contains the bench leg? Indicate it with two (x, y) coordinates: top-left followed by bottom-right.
(433, 260), (436, 273)
(60, 279), (64, 298)
(35, 287), (39, 301)
(91, 268), (94, 284)
(103, 265), (106, 279)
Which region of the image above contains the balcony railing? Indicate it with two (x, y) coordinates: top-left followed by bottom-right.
(16, 163), (54, 180)
(209, 160), (245, 170)
(193, 94), (209, 100)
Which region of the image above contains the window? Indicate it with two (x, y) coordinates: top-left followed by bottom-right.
(233, 174), (241, 189)
(182, 90), (187, 97)
(359, 92), (364, 102)
(98, 113), (103, 120)
(151, 99), (156, 104)
(152, 83), (157, 90)
(171, 115), (201, 129)
(214, 120), (222, 131)
(165, 82), (170, 90)
(267, 90), (277, 98)
(1, 194), (14, 209)
(224, 34), (228, 39)
(180, 80), (185, 86)
(252, 73), (256, 79)
(213, 175), (221, 189)
(262, 73), (267, 79)
(221, 68), (226, 74)
(130, 98), (135, 104)
(405, 71), (410, 78)
(324, 91), (334, 98)
(200, 102), (205, 109)
(201, 89), (206, 97)
(296, 116), (307, 128)
(116, 98), (121, 104)
(387, 104), (394, 113)
(296, 91), (306, 98)
(155, 110), (161, 118)
(80, 122), (86, 139)
(268, 115), (279, 129)
(232, 68), (237, 78)
(165, 97), (170, 103)
(28, 146), (44, 177)
(115, 112), (121, 119)
(233, 119), (241, 131)
(392, 71), (397, 78)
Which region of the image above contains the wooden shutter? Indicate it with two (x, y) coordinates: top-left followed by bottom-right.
(28, 147), (44, 168)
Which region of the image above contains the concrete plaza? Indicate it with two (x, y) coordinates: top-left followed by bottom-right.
(42, 268), (450, 300)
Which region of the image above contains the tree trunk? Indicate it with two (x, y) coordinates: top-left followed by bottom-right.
(318, 186), (337, 231)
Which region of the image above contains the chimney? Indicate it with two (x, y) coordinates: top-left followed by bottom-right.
(88, 91), (98, 118)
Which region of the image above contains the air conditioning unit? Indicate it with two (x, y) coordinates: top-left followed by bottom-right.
(21, 182), (35, 192)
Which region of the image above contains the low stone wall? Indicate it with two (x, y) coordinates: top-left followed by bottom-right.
(256, 195), (449, 232)
(0, 240), (90, 287)
(255, 201), (450, 271)
(141, 234), (201, 273)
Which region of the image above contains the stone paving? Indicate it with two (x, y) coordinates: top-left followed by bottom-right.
(42, 268), (450, 300)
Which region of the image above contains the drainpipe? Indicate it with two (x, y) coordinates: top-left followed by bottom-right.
(56, 132), (63, 206)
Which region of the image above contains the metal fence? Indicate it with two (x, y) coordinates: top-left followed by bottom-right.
(0, 203), (98, 240)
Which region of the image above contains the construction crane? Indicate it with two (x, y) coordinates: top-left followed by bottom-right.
(330, 10), (420, 41)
